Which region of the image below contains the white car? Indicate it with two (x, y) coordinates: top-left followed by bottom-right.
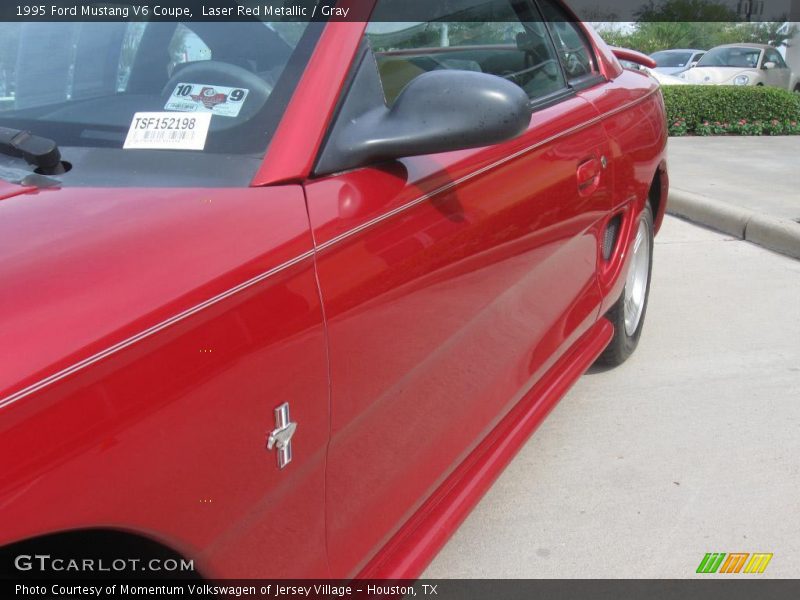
(679, 43), (799, 92)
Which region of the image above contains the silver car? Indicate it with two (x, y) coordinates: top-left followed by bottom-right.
(651, 48), (705, 75)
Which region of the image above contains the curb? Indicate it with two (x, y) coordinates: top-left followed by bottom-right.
(667, 189), (800, 260)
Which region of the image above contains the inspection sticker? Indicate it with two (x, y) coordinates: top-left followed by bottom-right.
(164, 83), (249, 117)
(123, 112), (212, 150)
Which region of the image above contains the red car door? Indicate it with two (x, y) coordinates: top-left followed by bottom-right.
(304, 0), (612, 577)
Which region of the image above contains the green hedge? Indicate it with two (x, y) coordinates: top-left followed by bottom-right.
(661, 85), (800, 136)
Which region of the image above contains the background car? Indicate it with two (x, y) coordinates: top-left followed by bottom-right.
(0, 0), (668, 581)
(679, 43), (799, 91)
(617, 58), (687, 86)
(651, 48), (705, 75)
(644, 66), (688, 86)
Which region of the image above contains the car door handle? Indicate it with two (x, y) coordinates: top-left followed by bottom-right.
(576, 157), (602, 196)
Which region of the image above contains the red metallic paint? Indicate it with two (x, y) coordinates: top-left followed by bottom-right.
(253, 20), (368, 186)
(305, 91), (616, 577)
(0, 181), (35, 203)
(0, 187), (311, 401)
(358, 318), (614, 579)
(0, 9), (668, 581)
(0, 185), (331, 578)
(578, 72), (668, 312)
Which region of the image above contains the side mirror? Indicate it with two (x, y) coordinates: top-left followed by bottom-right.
(315, 67), (531, 175)
(763, 61), (776, 70)
(689, 61), (699, 68)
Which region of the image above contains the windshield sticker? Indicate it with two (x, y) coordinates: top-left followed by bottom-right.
(164, 83), (249, 118)
(123, 112), (212, 151)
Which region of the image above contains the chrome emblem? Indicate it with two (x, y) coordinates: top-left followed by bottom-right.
(267, 403), (297, 469)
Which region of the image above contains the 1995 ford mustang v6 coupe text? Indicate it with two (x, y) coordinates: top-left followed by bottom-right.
(0, 0), (667, 579)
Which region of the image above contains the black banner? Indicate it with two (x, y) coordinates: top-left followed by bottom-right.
(5, 579), (800, 600)
(0, 0), (798, 22)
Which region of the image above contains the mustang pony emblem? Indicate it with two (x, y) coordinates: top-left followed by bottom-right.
(267, 403), (297, 469)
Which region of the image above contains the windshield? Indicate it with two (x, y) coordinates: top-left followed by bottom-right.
(651, 51), (692, 68)
(0, 21), (316, 163)
(697, 47), (761, 68)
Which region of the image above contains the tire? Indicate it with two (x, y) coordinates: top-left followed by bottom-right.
(596, 203), (654, 367)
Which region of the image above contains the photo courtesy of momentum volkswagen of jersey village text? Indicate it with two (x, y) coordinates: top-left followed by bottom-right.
(1, 0), (799, 598)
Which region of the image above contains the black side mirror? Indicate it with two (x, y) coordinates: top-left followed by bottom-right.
(315, 51), (531, 176)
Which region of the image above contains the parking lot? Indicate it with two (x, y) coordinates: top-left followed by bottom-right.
(424, 216), (800, 578)
(668, 137), (800, 222)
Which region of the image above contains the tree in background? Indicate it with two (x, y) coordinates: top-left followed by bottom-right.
(596, 0), (795, 54)
(635, 0), (737, 22)
(597, 23), (795, 56)
(740, 21), (797, 46)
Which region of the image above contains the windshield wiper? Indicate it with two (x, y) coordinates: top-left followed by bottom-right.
(0, 127), (66, 175)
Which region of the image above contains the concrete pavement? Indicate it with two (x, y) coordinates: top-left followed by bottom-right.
(667, 137), (800, 259)
(423, 216), (800, 578)
(668, 137), (799, 222)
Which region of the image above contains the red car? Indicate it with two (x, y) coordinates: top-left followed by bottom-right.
(0, 0), (667, 580)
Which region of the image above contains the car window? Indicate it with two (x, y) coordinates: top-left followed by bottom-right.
(765, 48), (787, 68)
(535, 0), (597, 82)
(113, 24), (212, 94)
(692, 52), (705, 63)
(0, 21), (316, 156)
(652, 51), (693, 68)
(165, 25), (213, 84)
(366, 0), (567, 105)
(697, 47), (761, 68)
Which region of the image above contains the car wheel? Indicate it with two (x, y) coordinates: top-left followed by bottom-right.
(597, 203), (654, 366)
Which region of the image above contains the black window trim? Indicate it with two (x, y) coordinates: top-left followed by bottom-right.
(530, 0), (605, 92)
(569, 72), (606, 91)
(528, 86), (574, 111)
